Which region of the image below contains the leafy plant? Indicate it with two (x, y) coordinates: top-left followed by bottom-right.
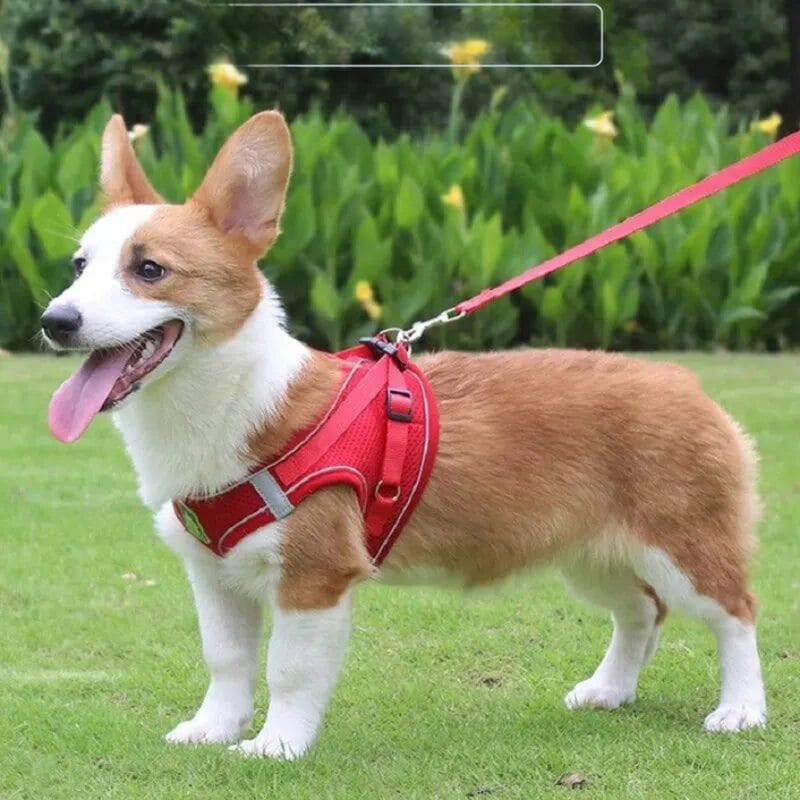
(1, 81), (799, 353)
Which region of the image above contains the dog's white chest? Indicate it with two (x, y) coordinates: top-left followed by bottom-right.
(155, 502), (285, 599)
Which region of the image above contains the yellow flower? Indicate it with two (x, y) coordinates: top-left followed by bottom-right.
(127, 124), (149, 143)
(442, 184), (465, 213)
(583, 110), (618, 139)
(459, 39), (490, 60)
(354, 281), (382, 320)
(354, 280), (374, 303)
(752, 112), (782, 138)
(442, 39), (490, 79)
(207, 61), (248, 96)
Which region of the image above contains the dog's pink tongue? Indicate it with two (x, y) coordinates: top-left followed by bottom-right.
(48, 349), (131, 443)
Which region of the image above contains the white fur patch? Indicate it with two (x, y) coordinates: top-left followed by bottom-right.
(115, 283), (307, 506)
(45, 205), (181, 349)
(155, 502), (285, 601)
(162, 516), (266, 747)
(231, 592), (353, 759)
(561, 554), (660, 712)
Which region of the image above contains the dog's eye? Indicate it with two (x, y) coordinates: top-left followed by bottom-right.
(73, 256), (86, 276)
(135, 260), (167, 282)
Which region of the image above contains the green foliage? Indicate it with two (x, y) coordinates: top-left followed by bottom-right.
(606, 1), (789, 123)
(1, 0), (791, 140)
(2, 83), (799, 352)
(1, 0), (205, 136)
(0, 0), (455, 139)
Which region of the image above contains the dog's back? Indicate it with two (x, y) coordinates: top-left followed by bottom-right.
(391, 349), (758, 610)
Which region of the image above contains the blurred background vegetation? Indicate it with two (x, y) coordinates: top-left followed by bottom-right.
(1, 0), (793, 138)
(1, 0), (799, 353)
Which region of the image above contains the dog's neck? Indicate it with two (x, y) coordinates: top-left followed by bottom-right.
(113, 282), (312, 509)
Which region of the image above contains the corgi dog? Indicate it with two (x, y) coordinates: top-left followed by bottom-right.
(41, 111), (766, 758)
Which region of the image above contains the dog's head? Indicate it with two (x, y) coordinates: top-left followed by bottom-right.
(43, 111), (292, 443)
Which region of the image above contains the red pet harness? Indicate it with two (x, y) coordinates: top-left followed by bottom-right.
(173, 338), (439, 565)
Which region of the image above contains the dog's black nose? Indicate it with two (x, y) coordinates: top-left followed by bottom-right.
(41, 305), (83, 345)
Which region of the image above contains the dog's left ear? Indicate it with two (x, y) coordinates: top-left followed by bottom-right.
(192, 111), (293, 254)
(100, 115), (163, 209)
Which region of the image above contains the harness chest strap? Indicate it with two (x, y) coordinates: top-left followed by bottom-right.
(173, 341), (439, 564)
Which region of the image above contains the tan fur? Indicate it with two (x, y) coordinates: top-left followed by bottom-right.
(100, 115), (163, 209)
(641, 582), (669, 625)
(191, 111), (292, 255)
(401, 349), (758, 622)
(276, 486), (373, 611)
(120, 203), (263, 343)
(265, 349), (759, 622)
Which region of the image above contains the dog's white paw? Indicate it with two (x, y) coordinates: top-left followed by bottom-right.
(703, 704), (766, 733)
(229, 734), (311, 760)
(165, 715), (249, 746)
(565, 678), (636, 710)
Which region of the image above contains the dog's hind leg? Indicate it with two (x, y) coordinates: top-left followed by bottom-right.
(560, 559), (667, 711)
(631, 543), (766, 732)
(626, 429), (766, 732)
(617, 409), (766, 732)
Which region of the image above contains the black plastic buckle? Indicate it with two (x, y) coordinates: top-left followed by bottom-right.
(358, 336), (409, 369)
(386, 387), (413, 422)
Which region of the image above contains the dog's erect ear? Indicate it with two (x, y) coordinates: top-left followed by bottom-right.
(100, 115), (163, 209)
(192, 111), (293, 254)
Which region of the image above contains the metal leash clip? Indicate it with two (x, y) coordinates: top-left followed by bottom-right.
(380, 307), (466, 352)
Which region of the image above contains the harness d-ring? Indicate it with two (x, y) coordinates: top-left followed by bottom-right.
(374, 480), (401, 502)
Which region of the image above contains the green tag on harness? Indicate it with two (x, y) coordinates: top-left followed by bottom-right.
(177, 502), (211, 545)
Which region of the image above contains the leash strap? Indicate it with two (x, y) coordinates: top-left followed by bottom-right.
(450, 131), (800, 316)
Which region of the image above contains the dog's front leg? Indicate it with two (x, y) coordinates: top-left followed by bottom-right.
(165, 557), (263, 746)
(231, 589), (352, 759)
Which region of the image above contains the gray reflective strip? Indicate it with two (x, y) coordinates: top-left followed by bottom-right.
(250, 469), (294, 520)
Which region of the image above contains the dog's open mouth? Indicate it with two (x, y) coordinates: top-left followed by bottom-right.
(49, 320), (183, 443)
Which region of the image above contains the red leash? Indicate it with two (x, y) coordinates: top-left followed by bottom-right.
(394, 131), (800, 342)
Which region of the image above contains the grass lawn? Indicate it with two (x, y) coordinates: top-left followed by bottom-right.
(1, 352), (799, 800)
